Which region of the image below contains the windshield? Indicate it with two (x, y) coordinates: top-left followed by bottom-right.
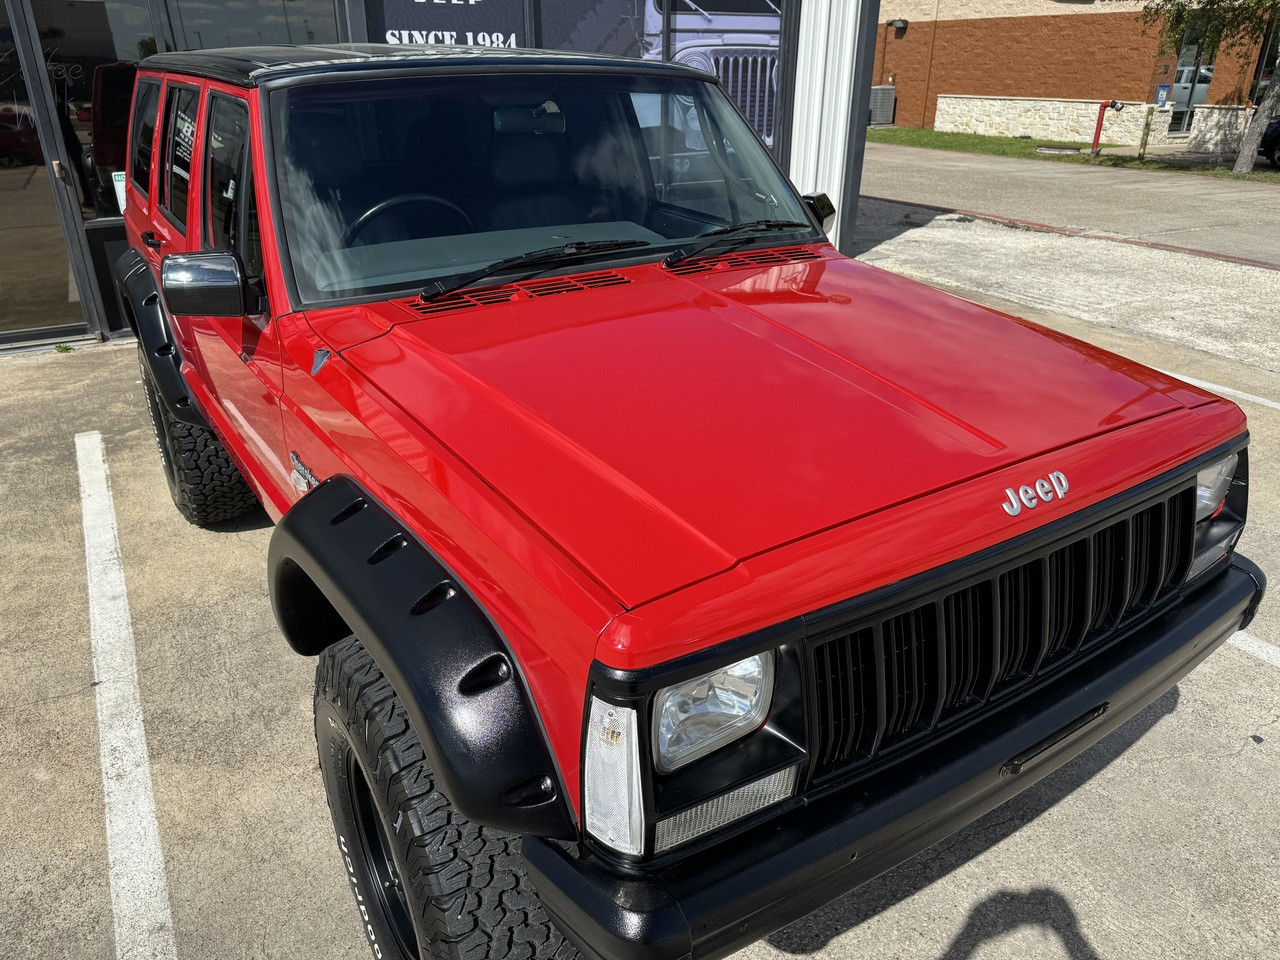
(269, 72), (813, 303)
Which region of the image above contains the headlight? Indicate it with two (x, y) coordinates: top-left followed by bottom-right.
(1186, 450), (1247, 583)
(1194, 454), (1237, 522)
(653, 652), (775, 773)
(679, 50), (715, 75)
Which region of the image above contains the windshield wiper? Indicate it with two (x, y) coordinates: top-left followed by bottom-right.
(420, 239), (650, 303)
(662, 220), (813, 268)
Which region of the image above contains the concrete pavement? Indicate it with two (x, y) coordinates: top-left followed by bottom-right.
(852, 198), (1278, 376)
(860, 142), (1280, 265)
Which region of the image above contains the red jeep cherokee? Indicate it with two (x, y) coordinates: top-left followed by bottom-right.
(115, 45), (1265, 960)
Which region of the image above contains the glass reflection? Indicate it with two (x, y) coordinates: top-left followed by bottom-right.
(0, 5), (87, 336)
(163, 0), (339, 49)
(30, 0), (156, 217)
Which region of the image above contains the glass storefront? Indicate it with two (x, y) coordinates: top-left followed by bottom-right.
(0, 0), (344, 344)
(0, 0), (790, 345)
(1, 3), (88, 341)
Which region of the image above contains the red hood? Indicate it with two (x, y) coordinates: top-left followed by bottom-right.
(330, 248), (1214, 608)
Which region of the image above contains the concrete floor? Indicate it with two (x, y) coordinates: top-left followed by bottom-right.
(2, 152), (1278, 960)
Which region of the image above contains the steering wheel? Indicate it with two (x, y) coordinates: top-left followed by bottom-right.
(342, 193), (474, 246)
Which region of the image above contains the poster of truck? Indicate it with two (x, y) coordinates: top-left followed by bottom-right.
(368, 1), (784, 146)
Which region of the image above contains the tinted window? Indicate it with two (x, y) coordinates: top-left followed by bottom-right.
(161, 85), (199, 230)
(129, 80), (161, 194)
(205, 97), (247, 248)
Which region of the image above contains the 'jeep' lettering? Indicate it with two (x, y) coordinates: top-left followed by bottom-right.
(1002, 471), (1069, 517)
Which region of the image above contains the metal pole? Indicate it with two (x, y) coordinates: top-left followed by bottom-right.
(1138, 105), (1155, 160)
(171, 0), (190, 49)
(773, 0), (804, 168)
(523, 0), (542, 47)
(662, 0), (671, 61)
(836, 0), (882, 254)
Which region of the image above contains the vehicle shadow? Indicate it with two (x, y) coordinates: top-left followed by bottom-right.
(848, 197), (950, 259)
(932, 888), (1103, 960)
(766, 686), (1180, 956)
(206, 506), (273, 533)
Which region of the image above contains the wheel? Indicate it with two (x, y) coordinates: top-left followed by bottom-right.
(315, 636), (580, 960)
(343, 194), (474, 247)
(1268, 139), (1279, 171)
(138, 349), (259, 526)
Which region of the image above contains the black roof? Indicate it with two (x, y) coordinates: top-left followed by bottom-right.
(139, 43), (707, 88)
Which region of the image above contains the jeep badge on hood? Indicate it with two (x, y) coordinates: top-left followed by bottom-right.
(1002, 471), (1070, 516)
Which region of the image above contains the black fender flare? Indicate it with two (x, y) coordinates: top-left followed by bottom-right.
(267, 475), (578, 840)
(113, 247), (207, 427)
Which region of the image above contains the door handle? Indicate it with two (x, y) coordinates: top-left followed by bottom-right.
(141, 231), (163, 250)
(51, 159), (69, 184)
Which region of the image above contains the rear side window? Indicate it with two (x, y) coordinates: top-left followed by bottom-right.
(128, 80), (161, 195)
(160, 85), (200, 230)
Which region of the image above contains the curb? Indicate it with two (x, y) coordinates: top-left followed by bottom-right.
(861, 194), (1280, 273)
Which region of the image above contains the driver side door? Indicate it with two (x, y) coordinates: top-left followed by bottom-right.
(184, 87), (291, 500)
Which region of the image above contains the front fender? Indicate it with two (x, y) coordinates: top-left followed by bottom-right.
(113, 247), (206, 427)
(267, 475), (578, 840)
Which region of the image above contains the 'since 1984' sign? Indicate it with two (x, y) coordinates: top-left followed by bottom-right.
(374, 0), (525, 48)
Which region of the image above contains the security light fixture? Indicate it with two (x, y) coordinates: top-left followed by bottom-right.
(889, 18), (908, 29)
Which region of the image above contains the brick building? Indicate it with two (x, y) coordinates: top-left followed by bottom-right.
(873, 0), (1276, 130)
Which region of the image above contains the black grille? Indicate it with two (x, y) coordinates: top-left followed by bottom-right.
(808, 485), (1196, 782)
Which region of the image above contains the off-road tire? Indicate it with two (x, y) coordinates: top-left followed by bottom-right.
(315, 636), (582, 960)
(138, 350), (258, 526)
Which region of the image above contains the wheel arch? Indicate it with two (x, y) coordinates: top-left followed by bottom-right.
(113, 247), (207, 427)
(268, 475), (578, 840)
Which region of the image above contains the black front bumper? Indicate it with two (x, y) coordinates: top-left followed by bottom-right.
(525, 556), (1266, 960)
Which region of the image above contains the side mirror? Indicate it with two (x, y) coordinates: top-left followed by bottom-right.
(160, 251), (249, 317)
(802, 193), (836, 235)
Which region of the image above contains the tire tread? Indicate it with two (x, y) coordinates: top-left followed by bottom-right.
(317, 638), (580, 960)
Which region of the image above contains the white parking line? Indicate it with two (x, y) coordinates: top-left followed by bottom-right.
(1230, 632), (1280, 671)
(75, 431), (178, 960)
(1158, 370), (1280, 413)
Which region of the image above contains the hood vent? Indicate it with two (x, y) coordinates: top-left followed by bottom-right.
(665, 245), (821, 276)
(406, 270), (632, 316)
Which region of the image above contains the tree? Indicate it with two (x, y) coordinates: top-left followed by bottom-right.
(1142, 1), (1279, 173)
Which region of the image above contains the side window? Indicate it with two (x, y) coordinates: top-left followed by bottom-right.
(128, 80), (161, 195)
(204, 95), (264, 277)
(160, 85), (199, 230)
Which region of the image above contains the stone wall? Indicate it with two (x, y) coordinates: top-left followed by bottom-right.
(933, 95), (1174, 146)
(1186, 105), (1257, 153)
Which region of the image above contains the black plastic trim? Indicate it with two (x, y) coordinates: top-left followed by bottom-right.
(112, 247), (207, 427)
(267, 475), (577, 840)
(527, 554), (1265, 960)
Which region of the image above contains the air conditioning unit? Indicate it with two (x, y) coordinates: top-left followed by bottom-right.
(869, 85), (896, 125)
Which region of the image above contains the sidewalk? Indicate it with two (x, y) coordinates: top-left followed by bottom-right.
(1098, 142), (1239, 165)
